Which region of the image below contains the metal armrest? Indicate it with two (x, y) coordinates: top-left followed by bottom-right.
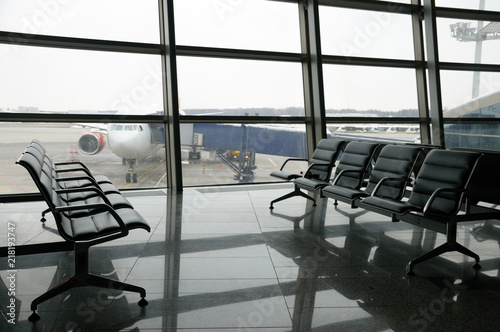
(55, 161), (90, 169)
(279, 158), (308, 171)
(303, 162), (333, 181)
(55, 176), (100, 187)
(423, 187), (467, 216)
(371, 177), (410, 197)
(55, 167), (95, 178)
(332, 169), (366, 185)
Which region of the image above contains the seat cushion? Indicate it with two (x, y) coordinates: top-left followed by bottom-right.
(322, 185), (368, 200)
(408, 149), (480, 215)
(63, 194), (134, 218)
(294, 177), (331, 190)
(270, 170), (301, 181)
(334, 142), (380, 189)
(361, 196), (422, 215)
(62, 208), (150, 241)
(364, 145), (422, 199)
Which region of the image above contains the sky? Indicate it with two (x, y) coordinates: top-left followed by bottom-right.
(0, 0), (499, 115)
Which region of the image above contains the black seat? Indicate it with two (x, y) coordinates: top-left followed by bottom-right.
(360, 149), (482, 274)
(24, 144), (132, 221)
(16, 149), (150, 321)
(269, 139), (346, 209)
(322, 145), (424, 208)
(30, 138), (113, 186)
(270, 138), (346, 181)
(270, 140), (381, 209)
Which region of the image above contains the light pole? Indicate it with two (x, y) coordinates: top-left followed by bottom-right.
(449, 0), (500, 98)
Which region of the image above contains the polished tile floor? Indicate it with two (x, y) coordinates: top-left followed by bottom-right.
(1, 183), (500, 331)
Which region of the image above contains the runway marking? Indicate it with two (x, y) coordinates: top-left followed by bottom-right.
(268, 158), (277, 167)
(0, 177), (29, 193)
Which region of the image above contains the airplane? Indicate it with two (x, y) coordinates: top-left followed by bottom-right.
(77, 123), (165, 183)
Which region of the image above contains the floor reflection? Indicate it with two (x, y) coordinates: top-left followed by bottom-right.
(1, 184), (500, 331)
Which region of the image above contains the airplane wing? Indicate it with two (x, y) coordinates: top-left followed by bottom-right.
(72, 123), (108, 135)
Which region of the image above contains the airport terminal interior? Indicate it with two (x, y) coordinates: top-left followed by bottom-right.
(2, 0), (500, 331)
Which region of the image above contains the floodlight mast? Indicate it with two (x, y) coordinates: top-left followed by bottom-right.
(449, 0), (500, 98)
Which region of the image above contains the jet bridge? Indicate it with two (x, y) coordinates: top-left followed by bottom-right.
(181, 123), (308, 182)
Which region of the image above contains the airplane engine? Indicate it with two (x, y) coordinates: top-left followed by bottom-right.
(78, 132), (106, 155)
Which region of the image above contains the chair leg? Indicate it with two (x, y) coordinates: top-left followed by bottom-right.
(407, 220), (481, 275)
(407, 242), (450, 275)
(270, 186), (316, 209)
(29, 243), (148, 321)
(87, 274), (147, 300)
(29, 276), (78, 321)
(41, 208), (50, 222)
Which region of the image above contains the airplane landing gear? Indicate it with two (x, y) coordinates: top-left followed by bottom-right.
(126, 172), (138, 183)
(125, 159), (138, 183)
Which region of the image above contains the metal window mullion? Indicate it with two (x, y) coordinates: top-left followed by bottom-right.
(299, 0), (326, 159)
(0, 31), (161, 55)
(423, 0), (445, 147)
(411, 0), (431, 144)
(435, 7), (500, 22)
(159, 0), (183, 192)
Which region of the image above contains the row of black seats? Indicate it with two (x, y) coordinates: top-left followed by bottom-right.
(270, 138), (500, 274)
(16, 139), (150, 322)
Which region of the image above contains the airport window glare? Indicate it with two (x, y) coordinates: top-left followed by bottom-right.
(173, 0), (301, 53)
(319, 6), (415, 60)
(441, 70), (500, 114)
(1, 122), (167, 195)
(0, 45), (163, 114)
(445, 123), (500, 150)
(323, 65), (419, 115)
(0, 0), (160, 43)
(177, 57), (305, 115)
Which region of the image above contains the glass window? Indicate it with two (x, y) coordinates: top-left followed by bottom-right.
(436, 0), (500, 11)
(445, 123), (500, 151)
(177, 57), (304, 116)
(320, 6), (414, 60)
(323, 64), (419, 115)
(0, 122), (167, 194)
(180, 123), (308, 186)
(437, 18), (500, 65)
(441, 70), (500, 117)
(174, 0), (301, 53)
(328, 123), (420, 143)
(0, 45), (163, 115)
(0, 0), (160, 43)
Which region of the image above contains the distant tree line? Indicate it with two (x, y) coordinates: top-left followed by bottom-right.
(184, 107), (419, 117)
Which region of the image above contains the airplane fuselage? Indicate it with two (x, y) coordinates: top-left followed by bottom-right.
(107, 124), (161, 160)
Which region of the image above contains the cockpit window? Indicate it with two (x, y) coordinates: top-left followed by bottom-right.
(110, 124), (143, 131)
